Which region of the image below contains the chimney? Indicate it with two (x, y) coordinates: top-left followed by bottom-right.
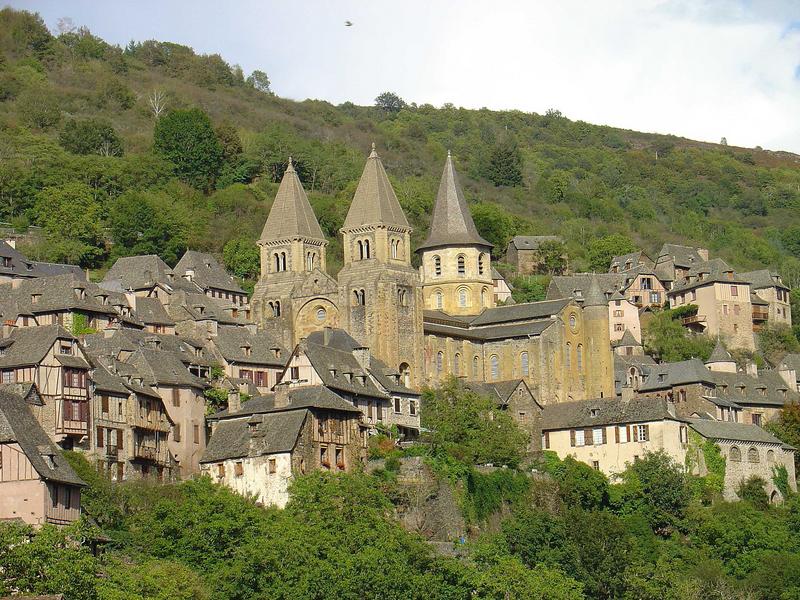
(184, 268), (195, 282)
(353, 346), (371, 370)
(697, 248), (709, 261)
(227, 389), (241, 414)
(778, 363), (796, 389)
(620, 386), (634, 403)
(2, 319), (16, 337)
(323, 326), (332, 346)
(745, 360), (758, 378)
(274, 382), (291, 408)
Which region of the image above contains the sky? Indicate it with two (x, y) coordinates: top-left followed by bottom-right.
(10, 0), (800, 152)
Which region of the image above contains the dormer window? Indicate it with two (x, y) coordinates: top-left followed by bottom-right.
(74, 287), (86, 299)
(242, 345), (252, 357)
(590, 408), (600, 417)
(1, 257), (10, 268)
(344, 372), (352, 382)
(31, 294), (40, 304)
(272, 348), (281, 359)
(59, 342), (72, 355)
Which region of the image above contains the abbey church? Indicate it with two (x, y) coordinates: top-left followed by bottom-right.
(252, 145), (614, 404)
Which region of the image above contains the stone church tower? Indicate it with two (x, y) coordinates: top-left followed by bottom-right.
(417, 151), (494, 316)
(252, 158), (340, 349)
(582, 277), (615, 399)
(336, 144), (424, 387)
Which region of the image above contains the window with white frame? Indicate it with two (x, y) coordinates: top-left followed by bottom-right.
(574, 429), (585, 446)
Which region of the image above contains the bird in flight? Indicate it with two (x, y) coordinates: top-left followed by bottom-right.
(345, 20), (353, 26)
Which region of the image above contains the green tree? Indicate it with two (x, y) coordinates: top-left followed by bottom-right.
(486, 137), (523, 187)
(586, 233), (637, 272)
(539, 453), (610, 510)
(97, 555), (209, 600)
(246, 69), (271, 93)
(736, 477), (768, 510)
(536, 240), (568, 275)
(756, 324), (800, 365)
(374, 91), (406, 113)
(511, 275), (550, 303)
(215, 121), (243, 163)
(421, 376), (528, 467)
(153, 108), (223, 191)
(615, 451), (690, 534)
(59, 118), (123, 156)
(766, 403), (800, 471)
(33, 182), (105, 266)
(642, 308), (715, 362)
(471, 201), (517, 255)
(222, 237), (259, 280)
(17, 85), (61, 128)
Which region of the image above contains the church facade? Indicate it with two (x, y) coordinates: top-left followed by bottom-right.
(252, 146), (614, 404)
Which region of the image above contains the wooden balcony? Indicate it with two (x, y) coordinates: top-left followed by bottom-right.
(105, 445), (119, 459)
(681, 314), (706, 326)
(132, 414), (170, 432)
(752, 309), (769, 322)
(133, 445), (168, 464)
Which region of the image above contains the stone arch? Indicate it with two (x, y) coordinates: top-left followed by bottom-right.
(399, 362), (411, 387)
(457, 254), (466, 276)
(457, 286), (470, 308)
(748, 447), (760, 463)
(729, 446), (741, 462)
(294, 298), (339, 341)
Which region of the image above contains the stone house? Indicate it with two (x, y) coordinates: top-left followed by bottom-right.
(174, 250), (250, 312)
(778, 354), (800, 392)
(0, 240), (85, 284)
(0, 324), (92, 451)
(609, 251), (653, 274)
(491, 267), (513, 304)
(89, 360), (173, 481)
(201, 384), (367, 508)
(667, 258), (755, 351)
(739, 270), (792, 329)
(0, 383), (86, 526)
(540, 396), (689, 477)
(505, 235), (566, 275)
(206, 324), (287, 394)
(653, 244), (709, 289)
(280, 328), (421, 437)
(688, 418), (796, 503)
(102, 254), (202, 303)
(464, 379), (542, 450)
(128, 296), (176, 335)
(550, 268), (665, 312)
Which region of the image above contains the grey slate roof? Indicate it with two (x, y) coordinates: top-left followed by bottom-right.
(548, 273), (626, 301)
(0, 325), (78, 369)
(0, 241), (84, 280)
(469, 298), (571, 326)
(508, 236), (562, 251)
(201, 410), (307, 463)
(706, 340), (733, 364)
(638, 359), (716, 391)
(541, 396), (682, 430)
(711, 369), (795, 407)
(689, 418), (789, 446)
(779, 354), (800, 380)
(128, 348), (207, 390)
(102, 255), (181, 292)
(90, 362), (132, 395)
(613, 329), (641, 347)
(209, 384), (362, 420)
(300, 337), (388, 400)
(465, 379), (539, 407)
(260, 158), (326, 243)
(416, 153), (491, 252)
(212, 325), (286, 368)
(174, 251), (245, 295)
(609, 251), (651, 272)
(739, 269), (788, 291)
(82, 329), (215, 369)
(669, 259), (747, 294)
(133, 297), (175, 326)
(0, 385), (85, 486)
(342, 145), (410, 231)
(166, 290), (247, 326)
(657, 244), (706, 268)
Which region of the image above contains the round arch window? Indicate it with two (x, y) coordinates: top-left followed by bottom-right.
(316, 307), (327, 322)
(569, 313), (578, 332)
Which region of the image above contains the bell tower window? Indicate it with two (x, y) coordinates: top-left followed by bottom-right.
(433, 255), (442, 276)
(457, 255), (466, 276)
(478, 253), (487, 276)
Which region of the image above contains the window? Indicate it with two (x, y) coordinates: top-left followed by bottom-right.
(752, 413), (762, 426)
(353, 289), (366, 306)
(171, 387), (180, 407)
(458, 288), (468, 307)
(680, 425), (688, 444)
(454, 353), (461, 376)
(269, 301), (281, 317)
(641, 277), (652, 290)
(234, 462), (244, 477)
(394, 398), (401, 413)
(217, 464), (225, 478)
(306, 252), (315, 271)
(573, 429), (585, 447)
(268, 458), (277, 474)
(457, 255), (466, 276)
(576, 344), (583, 371)
(723, 304), (729, 316)
(592, 461), (600, 470)
(390, 239), (399, 259)
(436, 351), (444, 374)
(650, 292), (660, 304)
(320, 445), (330, 467)
(101, 395), (109, 414)
(96, 427), (104, 448)
(731, 285), (738, 296)
(478, 253), (487, 275)
(291, 366), (300, 380)
(62, 368), (86, 389)
(398, 288), (408, 306)
(409, 400), (417, 416)
(481, 287), (488, 307)
(767, 449), (775, 463)
(569, 314), (577, 330)
(734, 304), (740, 316)
(592, 427), (605, 445)
(618, 425), (629, 443)
(433, 255), (442, 276)
(565, 342), (571, 369)
(316, 307), (327, 322)
(173, 423), (181, 442)
(729, 446), (741, 461)
(193, 424), (200, 444)
(472, 356), (479, 378)
(747, 447), (759, 463)
(633, 424), (649, 442)
(335, 447), (344, 470)
(435, 291), (443, 310)
(490, 355), (499, 380)
(613, 310), (623, 317)
(363, 239), (370, 259)
(542, 431), (550, 449)
(614, 324), (624, 332)
(518, 411), (527, 422)
(520, 352), (529, 377)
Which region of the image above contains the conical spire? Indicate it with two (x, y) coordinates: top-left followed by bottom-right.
(706, 338), (733, 363)
(417, 152), (491, 252)
(342, 144), (409, 230)
(584, 275), (607, 307)
(260, 157), (325, 243)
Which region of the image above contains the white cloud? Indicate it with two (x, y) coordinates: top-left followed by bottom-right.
(14, 0), (800, 151)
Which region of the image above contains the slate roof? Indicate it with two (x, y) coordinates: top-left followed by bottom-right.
(739, 269), (788, 291)
(259, 159), (326, 243)
(300, 338), (388, 400)
(470, 298), (571, 326)
(102, 255), (180, 291)
(417, 153), (491, 252)
(465, 379), (539, 408)
(0, 241), (84, 280)
(541, 396), (682, 430)
(423, 313), (554, 341)
(706, 340), (733, 364)
(0, 385), (85, 486)
(173, 251), (245, 295)
(208, 384), (362, 421)
(342, 145), (410, 231)
(688, 418), (790, 446)
(711, 369), (795, 407)
(133, 297), (175, 326)
(128, 348), (207, 390)
(304, 329), (418, 397)
(201, 410), (307, 463)
(166, 290), (247, 326)
(212, 325), (286, 368)
(508, 236), (563, 251)
(657, 244), (706, 268)
(0, 324), (79, 368)
(609, 251), (652, 272)
(779, 354), (800, 380)
(82, 329), (214, 368)
(90, 362), (132, 395)
(547, 273), (626, 301)
(669, 259), (747, 294)
(613, 329), (641, 347)
(638, 359), (716, 391)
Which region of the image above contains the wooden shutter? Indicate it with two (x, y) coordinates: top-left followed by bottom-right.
(627, 425), (632, 442)
(584, 428), (593, 446)
(643, 424), (650, 441)
(101, 395), (109, 413)
(174, 423), (181, 442)
(602, 427), (607, 444)
(193, 424), (200, 444)
(96, 427), (104, 448)
(615, 427), (620, 443)
(117, 429), (123, 450)
(570, 429), (575, 447)
(544, 431), (550, 449)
